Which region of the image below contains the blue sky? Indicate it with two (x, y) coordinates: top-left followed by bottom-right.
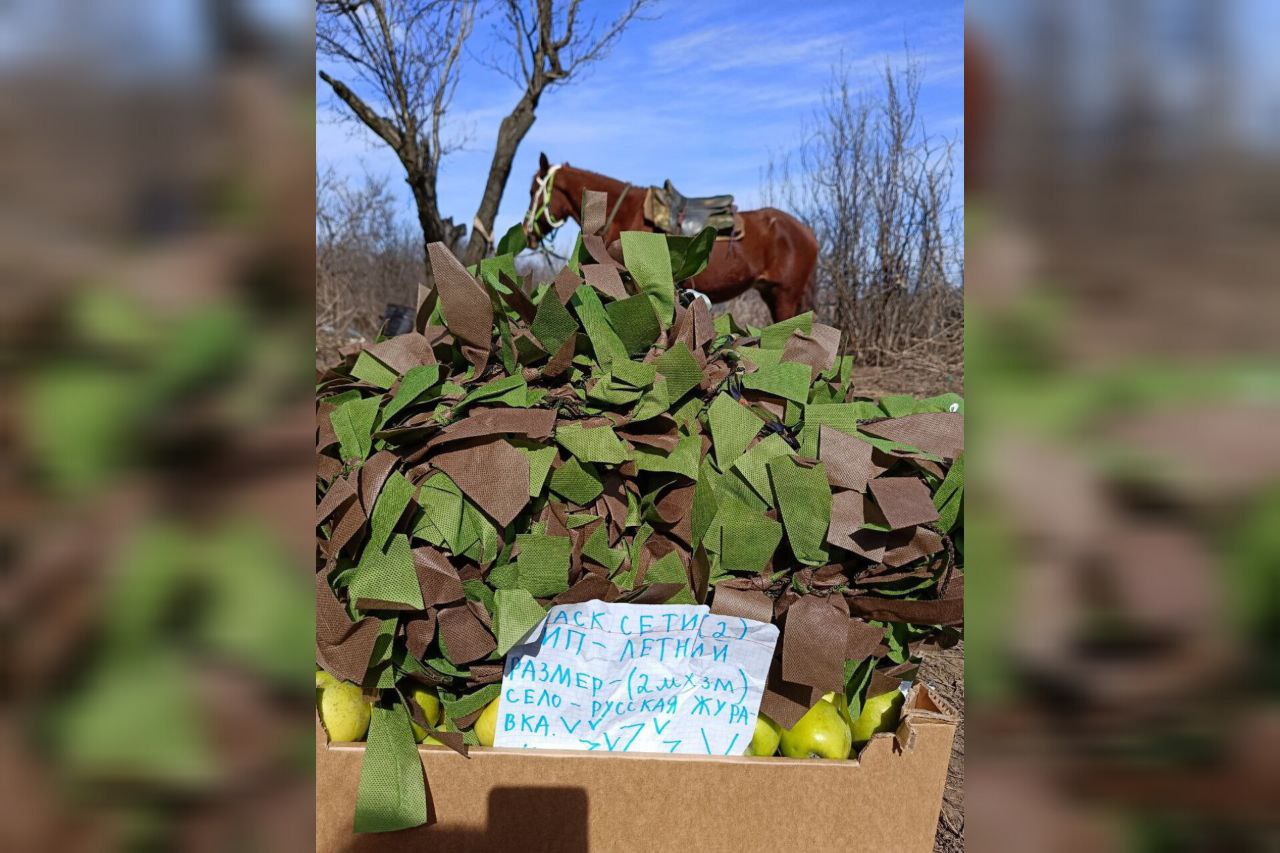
(317, 0), (964, 249)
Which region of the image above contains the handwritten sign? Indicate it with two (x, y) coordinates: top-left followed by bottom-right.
(493, 602), (779, 755)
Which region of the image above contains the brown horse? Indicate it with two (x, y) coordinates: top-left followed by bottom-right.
(524, 153), (818, 321)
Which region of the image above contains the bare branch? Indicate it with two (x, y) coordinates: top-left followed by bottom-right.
(318, 70), (404, 151)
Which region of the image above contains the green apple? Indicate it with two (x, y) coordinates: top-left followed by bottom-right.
(408, 687), (443, 742)
(744, 713), (782, 756)
(850, 688), (905, 746)
(778, 696), (852, 759)
(316, 669), (337, 690)
(473, 697), (501, 747)
(317, 679), (371, 742)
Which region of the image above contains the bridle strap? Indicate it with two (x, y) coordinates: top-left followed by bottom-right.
(524, 163), (565, 241)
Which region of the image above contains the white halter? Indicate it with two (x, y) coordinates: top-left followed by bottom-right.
(523, 163), (565, 240)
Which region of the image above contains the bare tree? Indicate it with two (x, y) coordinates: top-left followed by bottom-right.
(318, 0), (474, 271)
(766, 57), (962, 380)
(317, 167), (423, 363)
(317, 0), (654, 273)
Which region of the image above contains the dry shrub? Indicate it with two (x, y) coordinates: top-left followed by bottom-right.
(765, 57), (963, 390)
(316, 169), (421, 366)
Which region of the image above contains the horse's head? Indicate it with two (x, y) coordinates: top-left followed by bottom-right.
(524, 152), (569, 249)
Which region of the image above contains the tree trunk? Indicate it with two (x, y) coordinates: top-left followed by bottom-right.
(462, 97), (538, 266)
(408, 168), (449, 272)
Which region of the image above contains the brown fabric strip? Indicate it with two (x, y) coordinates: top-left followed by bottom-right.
(868, 476), (941, 530)
(359, 451), (398, 514)
(761, 655), (823, 730)
(432, 438), (530, 528)
(427, 242), (492, 353)
(781, 325), (840, 378)
(882, 525), (944, 567)
(467, 663), (505, 686)
(317, 405), (338, 451)
(860, 412), (964, 459)
(436, 604), (497, 664)
(709, 585), (775, 624)
(466, 598), (494, 632)
(844, 588), (963, 626)
(868, 669), (901, 697)
(582, 264), (629, 301)
(544, 331), (578, 378)
(316, 574), (383, 684)
(846, 618), (885, 661)
(689, 299), (715, 350)
(323, 497), (366, 559)
(426, 407), (556, 448)
(582, 234), (622, 269)
(653, 481), (695, 526)
(819, 426), (884, 492)
(317, 474), (357, 525)
(618, 583), (687, 605)
(366, 332), (436, 375)
(317, 455), (343, 484)
(825, 488), (865, 551)
(781, 594), (848, 694)
(552, 266), (582, 304)
(582, 189), (607, 235)
(405, 612), (437, 661)
(554, 573), (622, 605)
(414, 546), (465, 607)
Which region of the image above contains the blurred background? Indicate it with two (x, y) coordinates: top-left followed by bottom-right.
(4, 1), (316, 851)
(965, 1), (1279, 850)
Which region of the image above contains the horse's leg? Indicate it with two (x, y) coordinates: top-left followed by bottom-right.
(764, 280), (807, 322)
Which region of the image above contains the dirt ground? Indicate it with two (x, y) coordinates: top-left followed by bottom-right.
(920, 643), (964, 852)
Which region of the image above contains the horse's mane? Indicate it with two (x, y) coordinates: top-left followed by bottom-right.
(556, 163), (631, 192)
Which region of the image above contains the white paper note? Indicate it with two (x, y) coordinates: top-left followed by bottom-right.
(493, 602), (780, 755)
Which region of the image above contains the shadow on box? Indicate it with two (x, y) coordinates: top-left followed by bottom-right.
(339, 786), (590, 853)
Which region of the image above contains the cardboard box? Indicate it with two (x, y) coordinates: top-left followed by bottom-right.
(317, 683), (957, 852)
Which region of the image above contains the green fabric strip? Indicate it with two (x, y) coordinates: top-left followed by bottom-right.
(582, 525), (626, 572)
(349, 534), (425, 610)
(514, 534), (572, 597)
(758, 312), (813, 349)
(718, 496), (783, 573)
(530, 290), (579, 355)
(354, 704), (428, 833)
(741, 362), (812, 404)
(493, 588), (547, 655)
(620, 231), (675, 325)
(441, 683), (500, 729)
(933, 453), (964, 533)
(767, 457), (832, 566)
(368, 471), (414, 551)
(707, 393), (764, 469)
(655, 342), (703, 402)
(351, 351), (398, 390)
(606, 294), (661, 357)
(556, 423), (630, 464)
(549, 457), (604, 505)
(517, 444), (557, 496)
(642, 551), (695, 604)
(732, 433), (795, 504)
(632, 434), (700, 479)
(382, 365), (441, 422)
(571, 286), (629, 367)
(331, 396), (380, 461)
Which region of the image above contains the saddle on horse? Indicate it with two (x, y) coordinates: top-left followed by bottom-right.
(644, 179), (741, 239)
